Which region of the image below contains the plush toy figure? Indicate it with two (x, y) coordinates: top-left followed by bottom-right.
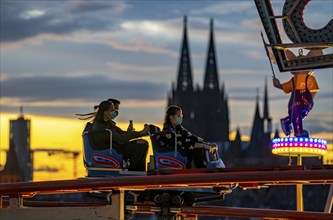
(272, 49), (322, 137)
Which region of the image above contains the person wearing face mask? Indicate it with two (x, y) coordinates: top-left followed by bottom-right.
(107, 98), (132, 131)
(107, 98), (120, 119)
(157, 105), (217, 168)
(90, 100), (149, 171)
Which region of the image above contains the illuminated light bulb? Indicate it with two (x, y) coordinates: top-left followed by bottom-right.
(310, 138), (313, 142)
(300, 138), (303, 142)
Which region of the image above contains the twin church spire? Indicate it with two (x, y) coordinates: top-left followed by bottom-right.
(170, 15), (271, 145)
(170, 16), (229, 142)
(177, 16), (220, 93)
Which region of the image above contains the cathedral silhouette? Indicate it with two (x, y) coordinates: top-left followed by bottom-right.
(167, 16), (323, 169)
(168, 16), (229, 143)
(167, 16), (327, 213)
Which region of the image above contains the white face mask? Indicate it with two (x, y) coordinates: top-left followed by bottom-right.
(175, 116), (183, 125)
(109, 111), (119, 120)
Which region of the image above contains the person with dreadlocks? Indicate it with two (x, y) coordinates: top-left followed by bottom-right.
(78, 100), (149, 171)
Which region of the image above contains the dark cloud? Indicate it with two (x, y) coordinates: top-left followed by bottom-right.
(1, 1), (125, 42)
(69, 1), (128, 14)
(1, 75), (168, 102)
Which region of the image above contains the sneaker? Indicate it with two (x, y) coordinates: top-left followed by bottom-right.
(280, 118), (291, 136)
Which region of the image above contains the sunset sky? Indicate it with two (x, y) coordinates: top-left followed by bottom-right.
(1, 1), (332, 180)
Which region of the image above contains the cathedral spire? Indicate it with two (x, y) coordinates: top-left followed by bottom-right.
(235, 127), (242, 142)
(263, 77), (272, 133)
(176, 15), (193, 91)
(203, 19), (219, 91)
(250, 88), (262, 141)
(254, 88), (261, 121)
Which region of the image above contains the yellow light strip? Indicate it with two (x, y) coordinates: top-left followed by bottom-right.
(272, 147), (327, 156)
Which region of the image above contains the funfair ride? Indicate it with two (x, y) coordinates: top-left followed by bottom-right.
(1, 0), (333, 219)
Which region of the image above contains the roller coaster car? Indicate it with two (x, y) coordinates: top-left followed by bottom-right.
(149, 125), (187, 170)
(148, 124), (225, 170)
(82, 122), (125, 177)
(82, 123), (225, 177)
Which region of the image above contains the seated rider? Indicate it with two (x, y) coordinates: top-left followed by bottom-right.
(157, 105), (219, 168)
(80, 100), (150, 171)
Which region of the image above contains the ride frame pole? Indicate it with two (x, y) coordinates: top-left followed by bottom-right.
(296, 154), (303, 211)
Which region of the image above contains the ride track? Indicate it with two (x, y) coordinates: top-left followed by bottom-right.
(0, 166), (332, 197)
(1, 166), (333, 219)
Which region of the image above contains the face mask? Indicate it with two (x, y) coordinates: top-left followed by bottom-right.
(175, 116), (183, 125)
(110, 111), (119, 120)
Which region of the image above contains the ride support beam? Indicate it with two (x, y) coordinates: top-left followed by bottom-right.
(296, 154), (303, 211)
(0, 206), (119, 220)
(132, 205), (333, 220)
(179, 206), (333, 220)
(0, 192), (125, 220)
(1, 168), (332, 197)
(325, 184), (333, 213)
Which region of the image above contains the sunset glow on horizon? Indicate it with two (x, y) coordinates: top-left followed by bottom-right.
(1, 112), (332, 181)
(0, 113), (158, 180)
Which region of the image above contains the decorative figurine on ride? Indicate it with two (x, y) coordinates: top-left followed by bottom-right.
(270, 49), (328, 159)
(255, 0), (332, 160)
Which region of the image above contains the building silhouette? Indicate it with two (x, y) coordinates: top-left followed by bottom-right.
(167, 16), (327, 214)
(167, 16), (323, 168)
(168, 16), (229, 143)
(0, 107), (32, 182)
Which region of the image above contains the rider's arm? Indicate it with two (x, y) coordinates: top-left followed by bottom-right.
(110, 124), (147, 144)
(156, 128), (175, 148)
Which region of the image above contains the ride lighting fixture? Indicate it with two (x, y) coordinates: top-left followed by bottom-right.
(271, 137), (327, 157)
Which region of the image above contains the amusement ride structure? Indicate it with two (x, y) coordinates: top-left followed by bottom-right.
(1, 0), (332, 219)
